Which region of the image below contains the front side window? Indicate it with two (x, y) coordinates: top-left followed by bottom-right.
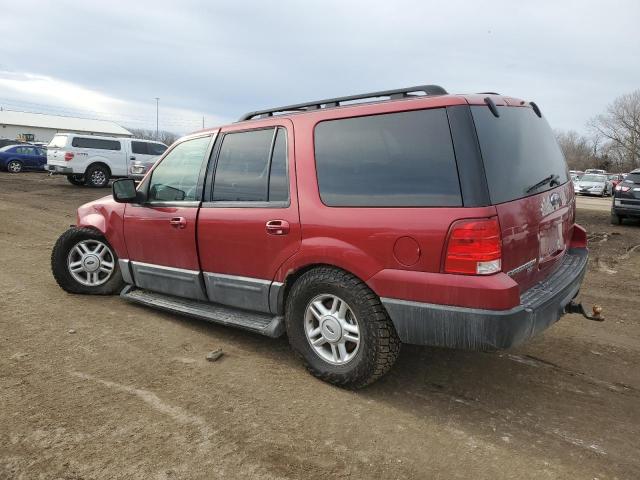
(148, 135), (211, 202)
(314, 108), (462, 207)
(72, 137), (121, 151)
(213, 128), (289, 203)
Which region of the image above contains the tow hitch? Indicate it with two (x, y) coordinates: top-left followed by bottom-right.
(565, 301), (604, 322)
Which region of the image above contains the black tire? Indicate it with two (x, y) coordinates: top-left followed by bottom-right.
(51, 227), (124, 295)
(6, 160), (23, 173)
(611, 213), (623, 225)
(85, 164), (110, 188)
(66, 174), (85, 186)
(285, 267), (401, 388)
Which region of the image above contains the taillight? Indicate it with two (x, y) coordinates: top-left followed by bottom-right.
(615, 185), (630, 192)
(64, 152), (75, 161)
(444, 217), (502, 275)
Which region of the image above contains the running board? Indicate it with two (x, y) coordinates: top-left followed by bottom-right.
(120, 285), (285, 338)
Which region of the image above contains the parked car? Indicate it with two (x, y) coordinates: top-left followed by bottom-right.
(50, 86), (591, 388)
(585, 168), (606, 175)
(607, 173), (624, 188)
(45, 134), (168, 187)
(0, 144), (47, 172)
(611, 169), (640, 224)
(574, 173), (611, 196)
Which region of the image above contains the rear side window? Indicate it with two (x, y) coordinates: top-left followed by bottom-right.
(471, 106), (569, 204)
(148, 143), (167, 155)
(314, 109), (461, 207)
(131, 141), (148, 155)
(72, 137), (121, 151)
(213, 128), (289, 203)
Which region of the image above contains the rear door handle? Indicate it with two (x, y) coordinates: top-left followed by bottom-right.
(169, 217), (187, 229)
(266, 220), (290, 235)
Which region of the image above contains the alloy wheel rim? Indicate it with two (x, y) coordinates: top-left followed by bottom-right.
(8, 161), (21, 172)
(67, 239), (115, 286)
(91, 170), (107, 186)
(304, 294), (360, 365)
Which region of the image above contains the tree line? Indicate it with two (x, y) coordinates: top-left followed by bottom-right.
(126, 128), (180, 147)
(556, 90), (640, 173)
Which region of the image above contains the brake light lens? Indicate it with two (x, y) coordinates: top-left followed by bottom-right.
(64, 152), (75, 161)
(615, 185), (630, 192)
(444, 217), (502, 275)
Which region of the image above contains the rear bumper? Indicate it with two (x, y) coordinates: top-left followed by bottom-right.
(46, 164), (74, 174)
(382, 248), (588, 350)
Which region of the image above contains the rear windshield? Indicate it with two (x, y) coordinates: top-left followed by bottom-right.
(580, 174), (606, 182)
(471, 106), (569, 204)
(623, 173), (640, 184)
(48, 135), (68, 149)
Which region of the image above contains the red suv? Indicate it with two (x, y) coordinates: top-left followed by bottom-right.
(51, 85), (589, 387)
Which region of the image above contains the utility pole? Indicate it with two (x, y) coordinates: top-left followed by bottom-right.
(154, 97), (160, 140)
(202, 116), (205, 129)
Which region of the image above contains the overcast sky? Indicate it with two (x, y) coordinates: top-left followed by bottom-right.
(0, 0), (638, 135)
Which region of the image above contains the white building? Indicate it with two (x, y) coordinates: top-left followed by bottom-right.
(0, 110), (132, 143)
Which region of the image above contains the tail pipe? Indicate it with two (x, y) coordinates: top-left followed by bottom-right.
(565, 301), (604, 322)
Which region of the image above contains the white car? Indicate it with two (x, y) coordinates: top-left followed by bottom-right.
(46, 133), (167, 187)
(574, 173), (611, 196)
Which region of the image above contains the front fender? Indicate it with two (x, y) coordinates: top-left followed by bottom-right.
(76, 196), (128, 259)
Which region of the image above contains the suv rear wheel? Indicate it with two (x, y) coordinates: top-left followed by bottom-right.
(85, 164), (110, 188)
(285, 267), (400, 388)
(51, 227), (124, 295)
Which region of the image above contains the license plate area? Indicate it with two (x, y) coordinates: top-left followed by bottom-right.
(539, 219), (565, 263)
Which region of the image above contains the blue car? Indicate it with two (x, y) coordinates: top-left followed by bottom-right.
(0, 144), (47, 173)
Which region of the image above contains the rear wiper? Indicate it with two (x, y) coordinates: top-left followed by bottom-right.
(526, 174), (560, 193)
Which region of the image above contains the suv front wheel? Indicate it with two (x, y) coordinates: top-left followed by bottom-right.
(51, 227), (124, 295)
(285, 267), (400, 388)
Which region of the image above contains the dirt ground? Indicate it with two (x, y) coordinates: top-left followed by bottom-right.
(1, 173), (639, 480)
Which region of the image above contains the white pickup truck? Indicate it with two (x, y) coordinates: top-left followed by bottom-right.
(46, 133), (167, 187)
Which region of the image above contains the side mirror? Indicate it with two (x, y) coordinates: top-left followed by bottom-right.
(112, 178), (138, 203)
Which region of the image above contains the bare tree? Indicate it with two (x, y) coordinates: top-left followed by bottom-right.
(555, 130), (596, 170)
(127, 128), (180, 147)
(588, 90), (640, 170)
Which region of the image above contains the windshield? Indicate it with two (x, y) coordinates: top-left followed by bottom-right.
(623, 173), (640, 184)
(580, 174), (606, 182)
(471, 106), (569, 204)
(48, 135), (68, 149)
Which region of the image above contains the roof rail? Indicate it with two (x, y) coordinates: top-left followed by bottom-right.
(238, 84), (448, 121)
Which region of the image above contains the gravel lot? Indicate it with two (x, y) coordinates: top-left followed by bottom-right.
(1, 173), (639, 480)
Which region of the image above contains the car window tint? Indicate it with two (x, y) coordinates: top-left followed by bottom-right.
(472, 106), (569, 204)
(213, 129), (274, 202)
(131, 141), (148, 155)
(314, 108), (462, 207)
(72, 137), (121, 150)
(148, 136), (211, 202)
(147, 143), (168, 156)
(268, 128), (288, 202)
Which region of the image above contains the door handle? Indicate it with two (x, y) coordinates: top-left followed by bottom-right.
(266, 220), (290, 235)
(130, 156), (136, 161)
(169, 217), (187, 229)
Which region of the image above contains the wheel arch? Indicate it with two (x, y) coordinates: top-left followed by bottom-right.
(275, 262), (373, 316)
(86, 161), (112, 176)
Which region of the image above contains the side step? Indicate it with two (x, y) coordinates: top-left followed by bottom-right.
(120, 285), (285, 338)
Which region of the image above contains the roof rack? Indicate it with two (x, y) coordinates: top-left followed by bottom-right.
(238, 84), (448, 121)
